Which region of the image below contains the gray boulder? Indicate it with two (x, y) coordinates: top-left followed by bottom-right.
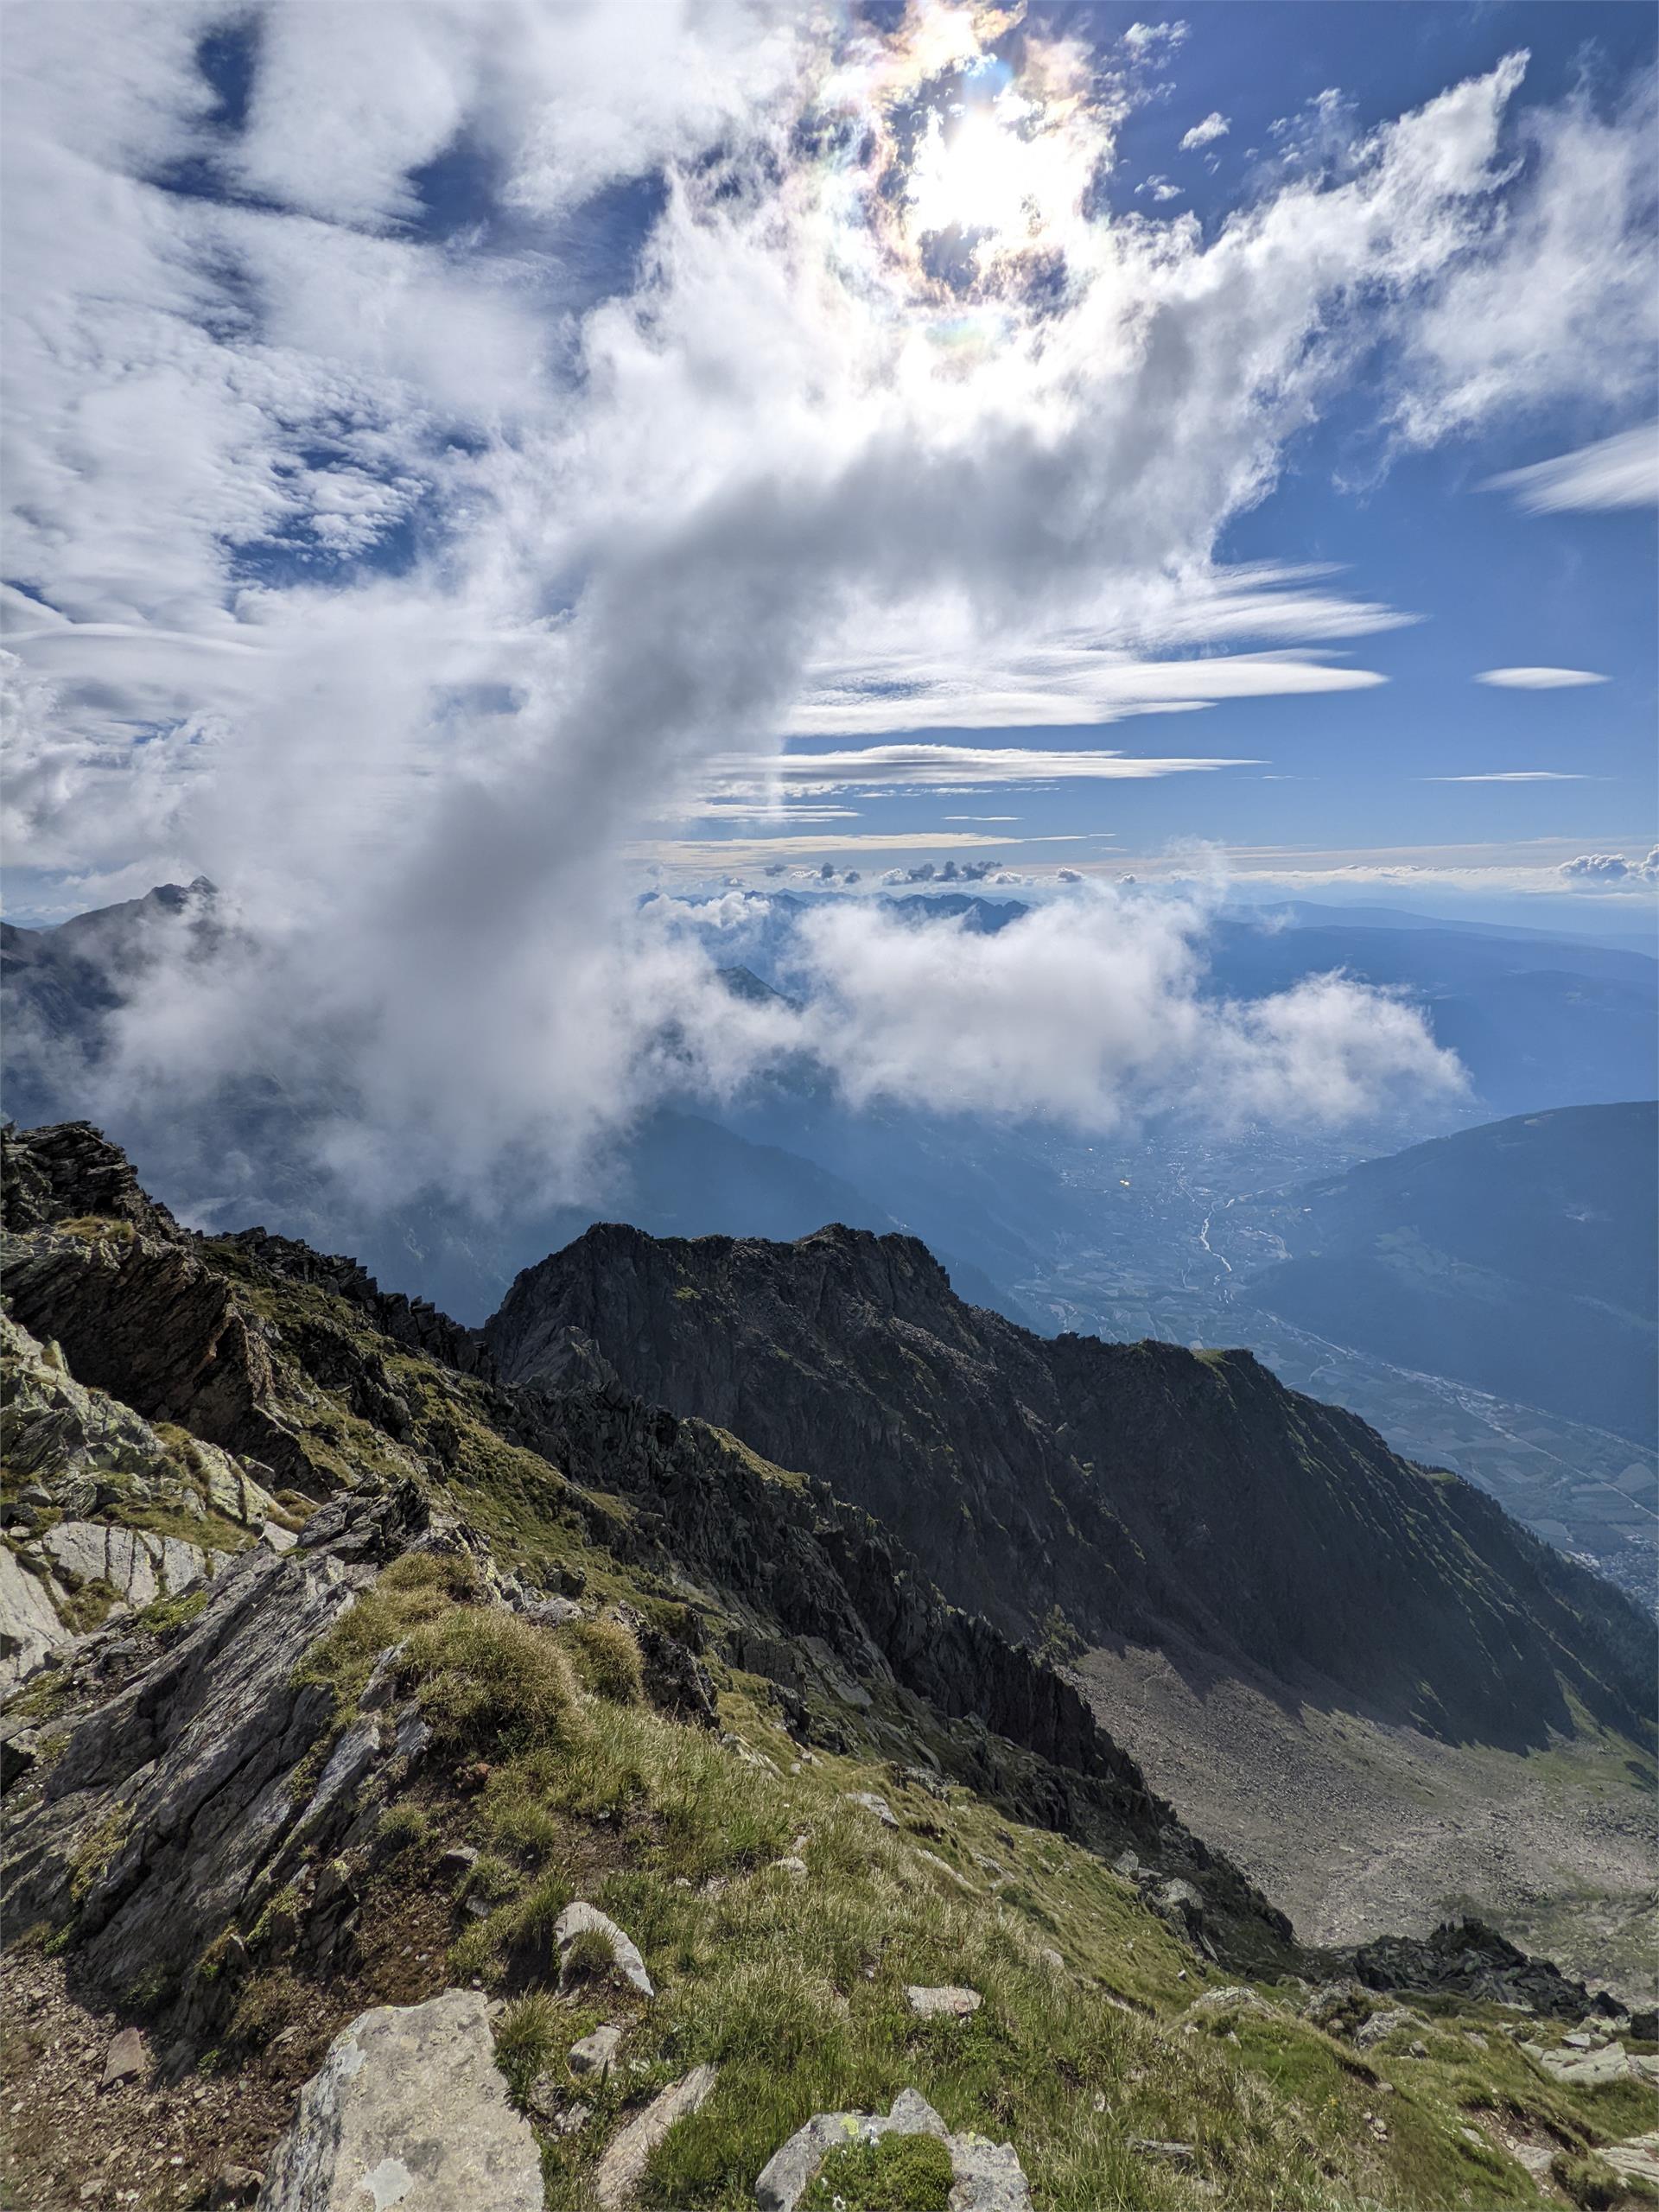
(905, 1985), (982, 2019)
(255, 1988), (541, 2210)
(844, 1790), (899, 1828)
(1353, 2005), (1417, 2051)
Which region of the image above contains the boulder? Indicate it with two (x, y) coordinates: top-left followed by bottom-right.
(844, 1790), (899, 1829)
(99, 2026), (146, 2088)
(1524, 2041), (1633, 2086)
(1353, 2006), (1417, 2051)
(594, 2064), (717, 2209)
(254, 1988), (540, 2210)
(1605, 2134), (1659, 2188)
(554, 1902), (654, 1998)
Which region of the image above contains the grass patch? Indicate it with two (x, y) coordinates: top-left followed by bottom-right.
(803, 2132), (954, 2210)
(134, 1587), (210, 1640)
(494, 1992), (563, 2107)
(559, 1616), (645, 1705)
(55, 1217), (137, 1243)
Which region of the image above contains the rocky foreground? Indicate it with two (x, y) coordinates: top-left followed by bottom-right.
(3, 1122), (1656, 2212)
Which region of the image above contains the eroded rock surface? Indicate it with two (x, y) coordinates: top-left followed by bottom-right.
(254, 1988), (541, 2211)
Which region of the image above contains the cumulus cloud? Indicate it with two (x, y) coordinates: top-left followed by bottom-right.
(3, 4), (1649, 1211)
(1180, 111), (1230, 151)
(785, 888), (1465, 1128)
(1473, 667), (1608, 689)
(1558, 847), (1659, 887)
(1485, 423), (1659, 513)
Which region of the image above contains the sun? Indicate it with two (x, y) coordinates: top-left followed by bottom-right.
(905, 96), (1048, 248)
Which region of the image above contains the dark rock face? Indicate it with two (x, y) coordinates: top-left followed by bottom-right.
(2, 1120), (180, 1242)
(486, 1223), (1655, 1753)
(1344, 1919), (1615, 2022)
(506, 1384), (1295, 1974)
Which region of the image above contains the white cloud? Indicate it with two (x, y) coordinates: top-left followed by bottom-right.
(1180, 111), (1230, 152)
(784, 646), (1388, 738)
(1485, 423), (1659, 513)
(1426, 770), (1586, 782)
(786, 887), (1465, 1128)
(1473, 667), (1608, 689)
(709, 741), (1256, 792)
(1394, 69), (1659, 447)
(1559, 847), (1659, 887)
(3, 6), (1647, 1206)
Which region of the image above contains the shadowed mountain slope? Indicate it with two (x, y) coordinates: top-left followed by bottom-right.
(485, 1222), (1654, 1759)
(1237, 1103), (1659, 1446)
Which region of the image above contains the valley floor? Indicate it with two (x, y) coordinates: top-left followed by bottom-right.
(1076, 1641), (1658, 1995)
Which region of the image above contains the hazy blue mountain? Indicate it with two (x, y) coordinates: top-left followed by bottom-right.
(1205, 919), (1657, 1116)
(1237, 1103), (1658, 1446)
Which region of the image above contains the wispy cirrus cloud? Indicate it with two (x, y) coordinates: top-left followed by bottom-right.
(1426, 770), (1587, 782)
(784, 645), (1387, 738)
(708, 741), (1257, 795)
(1485, 423), (1659, 512)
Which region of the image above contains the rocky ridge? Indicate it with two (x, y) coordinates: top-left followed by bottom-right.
(486, 1220), (1655, 1752)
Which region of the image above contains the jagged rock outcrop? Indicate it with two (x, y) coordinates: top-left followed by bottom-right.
(488, 1222), (1656, 1755)
(219, 1227), (495, 1381)
(1344, 1919), (1622, 2021)
(254, 1988), (542, 2211)
(1, 1483), (436, 2011)
(2, 1126), (315, 1485)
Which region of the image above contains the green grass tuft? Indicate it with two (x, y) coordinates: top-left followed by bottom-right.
(802, 2131), (955, 2210)
(559, 1615), (645, 1705)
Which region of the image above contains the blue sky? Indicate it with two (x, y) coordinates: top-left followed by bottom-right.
(1, 1), (1655, 1184)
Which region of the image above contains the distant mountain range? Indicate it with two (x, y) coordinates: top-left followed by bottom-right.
(1236, 1104), (1657, 1447)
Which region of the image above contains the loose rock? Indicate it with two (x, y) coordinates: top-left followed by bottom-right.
(594, 2064), (717, 2210)
(569, 2024), (624, 2079)
(99, 2027), (146, 2088)
(843, 1790), (899, 1828)
(905, 1984), (982, 2019)
(554, 1902), (654, 1999)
